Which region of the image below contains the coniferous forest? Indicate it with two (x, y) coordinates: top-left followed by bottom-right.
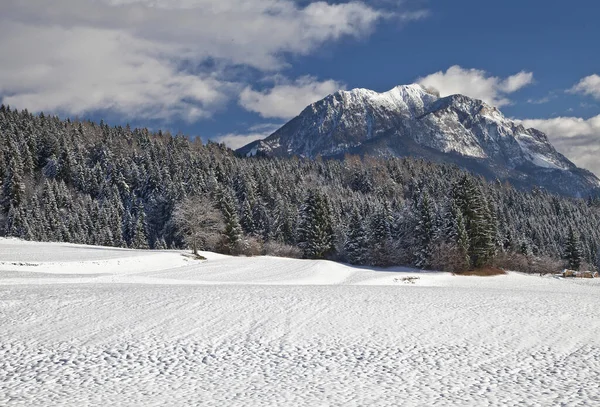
(2, 106), (600, 272)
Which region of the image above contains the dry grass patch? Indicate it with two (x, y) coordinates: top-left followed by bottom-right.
(394, 276), (420, 284)
(182, 253), (207, 261)
(454, 267), (507, 277)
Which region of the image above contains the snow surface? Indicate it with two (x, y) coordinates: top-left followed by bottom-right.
(1, 238), (600, 406)
(515, 133), (567, 170)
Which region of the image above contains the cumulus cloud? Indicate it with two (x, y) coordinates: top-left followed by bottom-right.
(499, 71), (535, 93)
(521, 115), (600, 176)
(417, 66), (534, 107)
(0, 22), (228, 121)
(0, 0), (401, 121)
(239, 76), (345, 119)
(568, 74), (600, 100)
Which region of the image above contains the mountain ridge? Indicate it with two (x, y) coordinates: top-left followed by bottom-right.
(238, 84), (599, 197)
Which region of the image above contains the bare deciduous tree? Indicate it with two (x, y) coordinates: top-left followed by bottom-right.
(173, 196), (224, 255)
(430, 242), (470, 273)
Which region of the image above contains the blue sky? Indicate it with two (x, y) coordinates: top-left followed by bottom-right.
(1, 0), (599, 173)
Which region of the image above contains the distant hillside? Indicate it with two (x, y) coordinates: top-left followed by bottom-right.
(2, 105), (600, 270)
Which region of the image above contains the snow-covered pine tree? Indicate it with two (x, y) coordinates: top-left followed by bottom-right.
(5, 204), (27, 238)
(1, 152), (26, 211)
(239, 198), (255, 236)
(455, 208), (471, 269)
(485, 197), (500, 258)
(565, 227), (583, 270)
(132, 201), (150, 249)
(41, 180), (61, 241)
(367, 202), (394, 266)
(297, 190), (335, 259)
(414, 192), (435, 269)
(344, 208), (369, 265)
(252, 200), (271, 241)
(274, 198), (297, 245)
(218, 187), (243, 253)
(453, 176), (495, 268)
(447, 201), (471, 269)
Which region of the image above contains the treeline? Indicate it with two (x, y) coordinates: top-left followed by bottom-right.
(1, 105), (599, 271)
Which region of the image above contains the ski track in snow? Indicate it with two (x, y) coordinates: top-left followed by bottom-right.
(1, 239), (599, 406)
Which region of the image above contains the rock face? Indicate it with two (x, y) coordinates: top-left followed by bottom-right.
(238, 84), (599, 196)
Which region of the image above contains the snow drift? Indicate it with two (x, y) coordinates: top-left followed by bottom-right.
(1, 238), (599, 406)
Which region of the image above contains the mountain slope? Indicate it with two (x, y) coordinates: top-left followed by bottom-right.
(238, 84), (599, 196)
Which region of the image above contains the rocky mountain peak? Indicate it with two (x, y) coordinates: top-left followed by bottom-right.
(238, 84), (599, 196)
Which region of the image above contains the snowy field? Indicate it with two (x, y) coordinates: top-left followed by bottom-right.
(1, 239), (599, 406)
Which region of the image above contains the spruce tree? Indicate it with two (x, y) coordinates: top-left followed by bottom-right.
(239, 198), (255, 235)
(565, 227), (582, 270)
(41, 180), (61, 241)
(2, 154), (26, 211)
(367, 203), (393, 266)
(219, 187), (243, 253)
(275, 200), (297, 245)
(297, 190), (335, 259)
(415, 193), (434, 268)
(447, 201), (470, 269)
(453, 176), (495, 268)
(132, 203), (150, 249)
(344, 209), (369, 265)
(6, 205), (25, 237)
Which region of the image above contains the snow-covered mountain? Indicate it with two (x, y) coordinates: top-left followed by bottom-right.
(238, 84), (599, 196)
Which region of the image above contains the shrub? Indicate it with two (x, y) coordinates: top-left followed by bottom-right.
(494, 251), (564, 275)
(226, 237), (263, 257)
(454, 267), (506, 276)
(262, 241), (303, 259)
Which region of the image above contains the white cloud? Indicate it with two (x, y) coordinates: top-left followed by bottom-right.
(527, 95), (554, 105)
(0, 23), (228, 121)
(521, 116), (600, 138)
(211, 133), (268, 150)
(239, 76), (345, 119)
(417, 66), (534, 107)
(500, 71), (535, 93)
(211, 123), (282, 149)
(0, 0), (401, 121)
(520, 115), (600, 176)
(568, 74), (600, 100)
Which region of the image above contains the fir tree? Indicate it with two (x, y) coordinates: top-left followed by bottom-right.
(344, 209), (369, 265)
(565, 227), (582, 270)
(455, 207), (471, 269)
(367, 203), (393, 266)
(218, 187), (243, 253)
(454, 176), (495, 268)
(297, 190), (335, 259)
(132, 203), (150, 249)
(415, 193), (435, 268)
(2, 154), (26, 211)
(239, 198), (255, 235)
(41, 180), (61, 241)
(444, 201), (470, 269)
